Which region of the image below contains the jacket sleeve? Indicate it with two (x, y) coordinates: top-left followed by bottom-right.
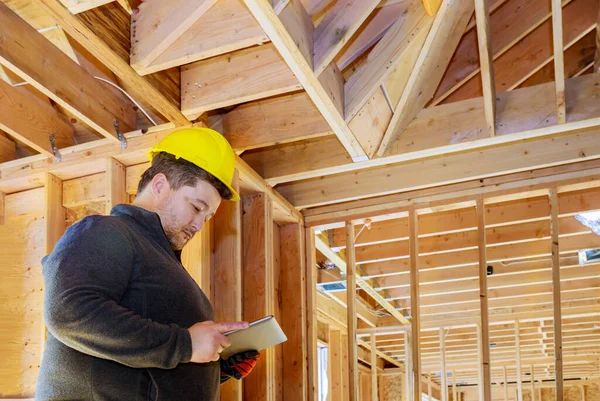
(42, 216), (192, 369)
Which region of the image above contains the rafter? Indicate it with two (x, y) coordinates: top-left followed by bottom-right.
(550, 0), (567, 124)
(312, 0), (379, 75)
(244, 0), (369, 161)
(35, 0), (188, 125)
(343, 0), (433, 123)
(180, 43), (301, 120)
(133, 0), (269, 75)
(474, 0), (496, 136)
(129, 0), (218, 71)
(243, 73), (600, 185)
(0, 79), (74, 157)
(441, 0), (596, 105)
(58, 0), (113, 14)
(376, 0), (475, 156)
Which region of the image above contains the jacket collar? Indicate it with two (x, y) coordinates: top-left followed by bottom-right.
(110, 204), (182, 262)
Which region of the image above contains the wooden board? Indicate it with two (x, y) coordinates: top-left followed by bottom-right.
(0, 2), (135, 138)
(181, 43), (301, 119)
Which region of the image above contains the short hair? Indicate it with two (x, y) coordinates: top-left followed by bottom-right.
(137, 152), (233, 200)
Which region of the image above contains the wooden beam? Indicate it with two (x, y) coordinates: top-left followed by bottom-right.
(477, 198), (492, 401)
(306, 228), (319, 401)
(343, 0), (433, 123)
(409, 210), (422, 401)
(376, 0), (474, 156)
(212, 172), (242, 400)
(335, 2), (408, 71)
(370, 332), (378, 401)
(477, 323), (483, 401)
(181, 43), (301, 120)
(551, 0), (567, 123)
(242, 193), (275, 401)
(549, 188), (564, 401)
(221, 92), (331, 151)
(595, 2), (600, 73)
(245, 73), (600, 186)
(129, 0), (218, 70)
(474, 0), (496, 136)
(0, 78), (74, 156)
(346, 221), (359, 401)
(243, 0), (368, 161)
(313, 0), (379, 75)
(137, 0), (269, 75)
(280, 223), (308, 401)
(515, 320), (523, 401)
(452, 371), (457, 401)
(105, 158), (126, 212)
(440, 327), (447, 401)
(302, 158), (600, 228)
(277, 125), (600, 208)
(36, 0), (188, 126)
(0, 2), (135, 139)
(58, 0), (113, 14)
(115, 0), (141, 14)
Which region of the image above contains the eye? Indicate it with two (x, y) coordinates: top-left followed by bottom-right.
(192, 204), (202, 213)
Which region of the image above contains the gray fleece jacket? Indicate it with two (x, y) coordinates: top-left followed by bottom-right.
(35, 204), (219, 401)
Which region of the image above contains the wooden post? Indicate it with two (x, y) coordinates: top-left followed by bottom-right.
(404, 330), (412, 401)
(370, 332), (378, 401)
(280, 222), (308, 401)
(474, 0), (496, 136)
(549, 188), (564, 401)
(428, 373), (432, 401)
(477, 198), (492, 401)
(440, 328), (447, 401)
(242, 193), (275, 401)
(530, 365), (535, 401)
(452, 371), (457, 401)
(105, 158), (126, 212)
(346, 221), (359, 401)
(515, 320), (523, 401)
(306, 227), (319, 401)
(580, 385), (585, 401)
(330, 329), (343, 401)
(409, 210), (422, 401)
(0, 190), (4, 226)
(212, 172), (243, 401)
(477, 324), (483, 401)
(503, 367), (508, 401)
(43, 172), (66, 358)
(550, 0), (566, 123)
(342, 334), (350, 400)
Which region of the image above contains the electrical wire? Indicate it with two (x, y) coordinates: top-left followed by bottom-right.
(93, 76), (158, 127)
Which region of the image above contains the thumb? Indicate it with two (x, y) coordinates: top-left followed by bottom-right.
(215, 321), (249, 333)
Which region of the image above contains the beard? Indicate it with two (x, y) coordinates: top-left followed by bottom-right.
(156, 201), (192, 251)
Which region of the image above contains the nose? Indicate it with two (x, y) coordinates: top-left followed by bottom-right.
(191, 214), (204, 233)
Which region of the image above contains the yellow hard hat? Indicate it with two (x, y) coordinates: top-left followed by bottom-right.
(148, 127), (240, 201)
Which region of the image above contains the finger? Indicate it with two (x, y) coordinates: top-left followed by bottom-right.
(216, 345), (224, 354)
(219, 334), (232, 348)
(215, 321), (249, 333)
(211, 353), (220, 362)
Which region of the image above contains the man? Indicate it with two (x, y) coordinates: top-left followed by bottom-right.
(36, 128), (258, 400)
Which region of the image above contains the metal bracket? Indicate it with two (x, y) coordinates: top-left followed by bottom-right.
(49, 133), (61, 162)
(114, 120), (127, 150)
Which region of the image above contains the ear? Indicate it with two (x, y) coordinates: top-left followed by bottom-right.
(150, 173), (170, 199)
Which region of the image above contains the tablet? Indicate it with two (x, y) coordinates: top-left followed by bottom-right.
(221, 315), (287, 359)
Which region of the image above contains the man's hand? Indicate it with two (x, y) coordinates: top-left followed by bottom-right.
(188, 321), (248, 363)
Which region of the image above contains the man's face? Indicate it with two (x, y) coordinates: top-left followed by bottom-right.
(154, 177), (222, 251)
